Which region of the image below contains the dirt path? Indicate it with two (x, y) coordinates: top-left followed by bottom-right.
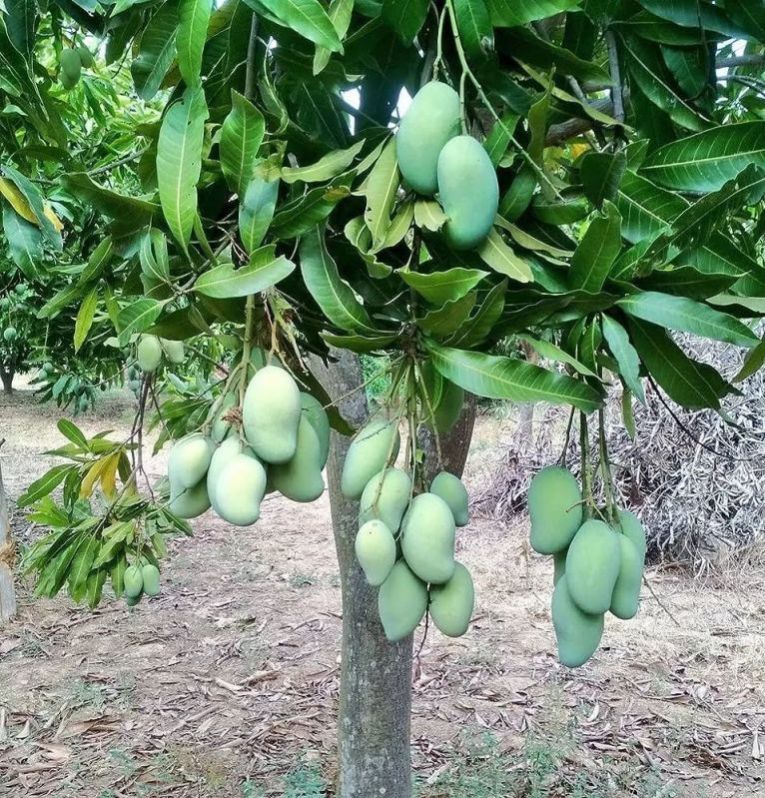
(0, 386), (763, 797)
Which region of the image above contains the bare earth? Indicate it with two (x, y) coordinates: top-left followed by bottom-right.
(0, 385), (763, 797)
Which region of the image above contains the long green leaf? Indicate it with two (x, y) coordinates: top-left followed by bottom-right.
(381, 0), (429, 42)
(641, 122), (765, 192)
(17, 465), (73, 507)
(4, 0), (36, 57)
(363, 138), (399, 248)
(618, 291), (757, 347)
(427, 342), (602, 412)
(258, 0), (343, 51)
(281, 140), (364, 184)
(401, 267), (488, 304)
(601, 315), (645, 402)
(221, 91), (265, 194)
(195, 248), (294, 298)
(313, 0), (353, 74)
(239, 177), (279, 253)
(157, 86), (208, 250)
(62, 173), (159, 219)
(117, 298), (164, 345)
(178, 0), (212, 85)
(487, 0), (581, 28)
(447, 280), (507, 348)
(568, 201), (622, 292)
(477, 228), (534, 283)
(299, 226), (376, 333)
(454, 0), (493, 58)
(616, 169), (688, 243)
(131, 0), (179, 100)
(74, 286), (98, 352)
(2, 203), (42, 278)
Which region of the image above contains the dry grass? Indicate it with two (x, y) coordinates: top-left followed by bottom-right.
(0, 384), (763, 796)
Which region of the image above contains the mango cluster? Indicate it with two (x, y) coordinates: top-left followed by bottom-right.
(167, 365), (329, 526)
(135, 334), (185, 373)
(346, 420), (475, 641)
(59, 46), (93, 90)
(397, 81), (499, 250)
(529, 466), (647, 668)
(123, 562), (160, 606)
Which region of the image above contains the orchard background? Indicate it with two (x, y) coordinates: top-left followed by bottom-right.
(1, 0), (765, 796)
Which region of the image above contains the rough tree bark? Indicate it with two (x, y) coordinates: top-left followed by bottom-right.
(321, 352), (476, 797)
(0, 367), (14, 395)
(0, 441), (17, 624)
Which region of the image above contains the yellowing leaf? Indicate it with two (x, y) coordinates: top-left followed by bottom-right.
(0, 177), (37, 224)
(44, 205), (64, 232)
(99, 452), (121, 499)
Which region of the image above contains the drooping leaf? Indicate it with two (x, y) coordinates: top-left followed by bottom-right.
(641, 122), (765, 192)
(156, 86), (209, 250)
(131, 0), (179, 100)
(427, 342), (602, 413)
(63, 173), (158, 219)
(299, 226), (377, 333)
(568, 201), (622, 293)
(2, 203), (43, 277)
(601, 315), (645, 402)
(17, 465), (74, 507)
(74, 286), (98, 353)
(363, 138), (399, 248)
(477, 228), (534, 282)
(401, 267), (489, 305)
(239, 177), (280, 253)
(281, 140), (364, 184)
(381, 0), (429, 42)
(195, 248), (295, 298)
(618, 291), (757, 347)
(257, 0), (343, 51)
(447, 279), (507, 348)
(616, 170), (688, 243)
(1, 165), (60, 246)
(220, 91), (266, 194)
(4, 0), (37, 57)
(454, 0), (493, 58)
(178, 0), (212, 85)
(313, 0), (353, 74)
(580, 151), (626, 208)
(418, 294), (478, 337)
(517, 334), (598, 378)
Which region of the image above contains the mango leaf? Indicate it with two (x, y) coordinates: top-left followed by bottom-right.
(178, 0), (211, 85)
(601, 315), (645, 402)
(627, 318), (728, 409)
(16, 465), (74, 507)
(57, 419), (89, 450)
(271, 179), (349, 239)
(117, 298), (164, 345)
(195, 248), (294, 298)
(381, 0), (428, 42)
(616, 170), (688, 243)
(239, 177), (279, 253)
(1, 165), (60, 246)
(735, 338), (765, 382)
(157, 86), (209, 250)
(74, 286), (98, 353)
(580, 151), (626, 208)
(131, 0), (179, 100)
(618, 291), (757, 347)
(322, 331), (400, 353)
(477, 228), (534, 282)
(313, 0), (353, 75)
(363, 138), (399, 248)
(68, 536), (100, 603)
(258, 0), (343, 51)
(418, 294), (478, 337)
(568, 201), (622, 292)
(2, 204), (42, 278)
(63, 173), (158, 219)
(641, 122), (765, 192)
(447, 279), (507, 348)
(517, 334), (598, 378)
(299, 226), (376, 333)
(220, 90), (265, 194)
(139, 229), (170, 284)
(401, 267), (488, 304)
(487, 0), (581, 28)
(638, 0), (749, 38)
(281, 139), (364, 184)
(427, 342), (602, 413)
(4, 0), (37, 57)
(79, 237), (113, 285)
(454, 0), (493, 58)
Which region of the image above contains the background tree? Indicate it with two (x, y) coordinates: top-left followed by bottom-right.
(3, 0), (765, 796)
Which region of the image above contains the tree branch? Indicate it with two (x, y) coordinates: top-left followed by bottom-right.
(545, 92), (631, 145)
(605, 30), (624, 124)
(716, 54), (765, 69)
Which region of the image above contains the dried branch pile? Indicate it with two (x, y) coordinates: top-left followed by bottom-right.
(473, 337), (765, 572)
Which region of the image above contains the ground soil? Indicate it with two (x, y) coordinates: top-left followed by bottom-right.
(0, 383), (763, 797)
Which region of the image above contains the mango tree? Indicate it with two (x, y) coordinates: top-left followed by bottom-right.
(3, 0), (765, 795)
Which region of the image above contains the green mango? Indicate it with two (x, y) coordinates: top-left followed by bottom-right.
(429, 471), (469, 527)
(3, 326), (17, 342)
(60, 49), (82, 89)
(269, 416), (325, 502)
(341, 418), (400, 499)
(77, 46), (94, 67)
(124, 564), (143, 599)
(551, 575), (604, 668)
(397, 81), (460, 195)
(355, 519), (397, 586)
(300, 393), (330, 468)
(358, 467), (411, 532)
(429, 562), (475, 637)
(553, 548), (567, 586)
(136, 334), (163, 372)
(243, 365), (301, 463)
(377, 560), (428, 642)
(169, 478), (211, 519)
(125, 594), (142, 606)
(401, 493), (456, 584)
(141, 564), (161, 596)
(610, 535), (644, 620)
(168, 433), (214, 489)
(207, 437), (245, 505)
(213, 452), (268, 525)
(160, 338), (185, 364)
(528, 466), (583, 555)
(437, 134), (499, 250)
(617, 509), (647, 559)
(565, 520), (621, 615)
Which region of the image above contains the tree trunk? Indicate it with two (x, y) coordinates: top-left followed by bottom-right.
(321, 352), (476, 797)
(0, 443), (17, 624)
(0, 367), (14, 395)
